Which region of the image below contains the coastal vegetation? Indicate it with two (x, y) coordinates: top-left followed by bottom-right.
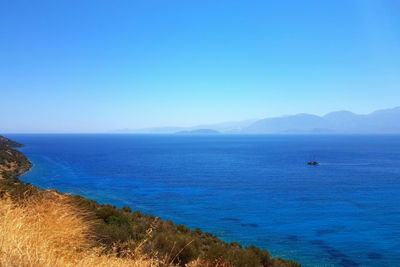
(0, 137), (32, 180)
(0, 190), (157, 266)
(0, 136), (300, 267)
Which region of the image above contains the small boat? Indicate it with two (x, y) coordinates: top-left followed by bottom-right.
(307, 161), (319, 165)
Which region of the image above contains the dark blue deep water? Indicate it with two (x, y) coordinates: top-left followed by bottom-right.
(8, 134), (400, 266)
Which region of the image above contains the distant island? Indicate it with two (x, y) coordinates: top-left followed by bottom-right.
(0, 135), (299, 267)
(113, 106), (400, 134)
(175, 129), (220, 135)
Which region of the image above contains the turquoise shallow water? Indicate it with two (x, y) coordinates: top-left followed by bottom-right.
(9, 134), (400, 266)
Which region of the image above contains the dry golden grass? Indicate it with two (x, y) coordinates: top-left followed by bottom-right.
(0, 192), (159, 267)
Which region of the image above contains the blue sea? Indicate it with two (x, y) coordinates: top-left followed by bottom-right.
(8, 134), (400, 266)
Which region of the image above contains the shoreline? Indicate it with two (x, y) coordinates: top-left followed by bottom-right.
(0, 135), (300, 266)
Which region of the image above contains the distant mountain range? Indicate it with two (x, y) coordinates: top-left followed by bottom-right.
(175, 129), (220, 135)
(113, 107), (400, 134)
(113, 119), (258, 134)
(244, 107), (400, 134)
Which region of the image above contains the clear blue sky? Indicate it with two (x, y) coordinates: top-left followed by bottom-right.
(1, 0), (399, 133)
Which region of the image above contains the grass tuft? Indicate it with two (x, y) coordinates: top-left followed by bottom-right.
(0, 192), (159, 267)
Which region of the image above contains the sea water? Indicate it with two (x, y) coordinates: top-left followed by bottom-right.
(9, 134), (400, 266)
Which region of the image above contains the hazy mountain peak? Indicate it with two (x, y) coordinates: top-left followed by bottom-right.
(323, 110), (357, 120)
(324, 110), (354, 116)
(370, 106), (400, 116)
(293, 113), (321, 118)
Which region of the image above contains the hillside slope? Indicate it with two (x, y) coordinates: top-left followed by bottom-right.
(0, 136), (32, 179)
